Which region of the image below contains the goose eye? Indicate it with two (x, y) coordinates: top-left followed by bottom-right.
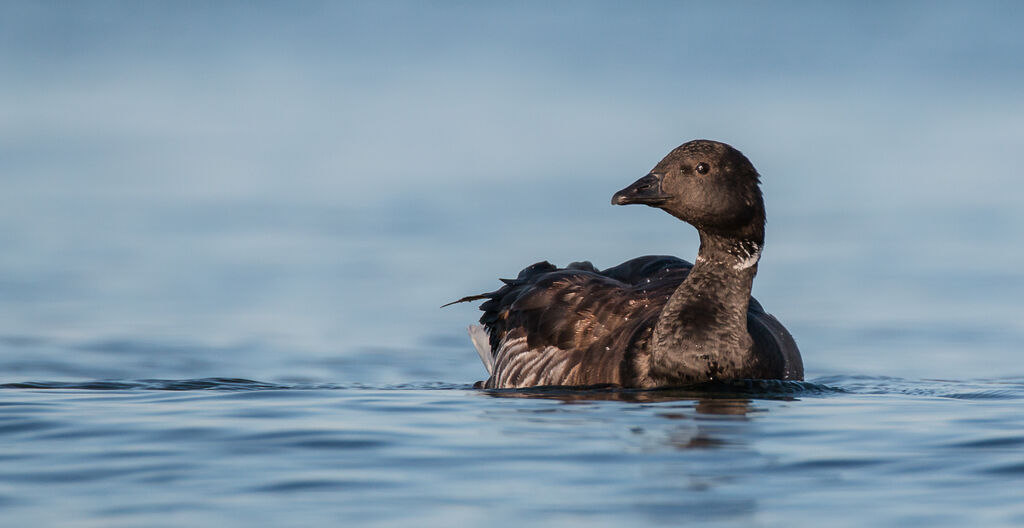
(695, 162), (710, 175)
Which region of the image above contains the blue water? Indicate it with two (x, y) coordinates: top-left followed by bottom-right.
(2, 2), (1023, 526)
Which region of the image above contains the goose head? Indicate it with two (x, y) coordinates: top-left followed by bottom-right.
(612, 140), (765, 238)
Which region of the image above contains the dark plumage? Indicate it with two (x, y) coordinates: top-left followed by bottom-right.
(450, 140), (803, 388)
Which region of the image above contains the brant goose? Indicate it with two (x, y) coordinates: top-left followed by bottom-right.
(450, 140), (803, 388)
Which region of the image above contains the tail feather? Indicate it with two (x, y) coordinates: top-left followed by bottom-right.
(468, 325), (494, 374)
(440, 293), (491, 308)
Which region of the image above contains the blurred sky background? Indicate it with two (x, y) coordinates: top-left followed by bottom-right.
(1, 1), (1022, 384)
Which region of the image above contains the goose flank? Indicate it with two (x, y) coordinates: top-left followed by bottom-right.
(448, 140), (803, 389)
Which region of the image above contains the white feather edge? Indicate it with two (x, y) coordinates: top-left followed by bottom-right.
(468, 325), (494, 374)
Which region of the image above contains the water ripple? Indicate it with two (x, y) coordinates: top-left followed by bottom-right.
(0, 378), (473, 392)
(3, 377), (1022, 402)
(252, 479), (397, 493)
(0, 378), (291, 391)
(811, 375), (1024, 400)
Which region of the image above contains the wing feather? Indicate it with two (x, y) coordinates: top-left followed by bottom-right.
(456, 258), (686, 388)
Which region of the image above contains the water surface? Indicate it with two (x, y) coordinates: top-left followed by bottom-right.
(1, 378), (1022, 527)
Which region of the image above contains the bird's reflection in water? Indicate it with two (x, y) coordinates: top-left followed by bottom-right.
(478, 381), (807, 450)
(478, 380), (804, 406)
(693, 397), (750, 415)
(476, 381), (798, 521)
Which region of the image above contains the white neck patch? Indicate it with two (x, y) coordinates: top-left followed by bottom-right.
(732, 242), (762, 270)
